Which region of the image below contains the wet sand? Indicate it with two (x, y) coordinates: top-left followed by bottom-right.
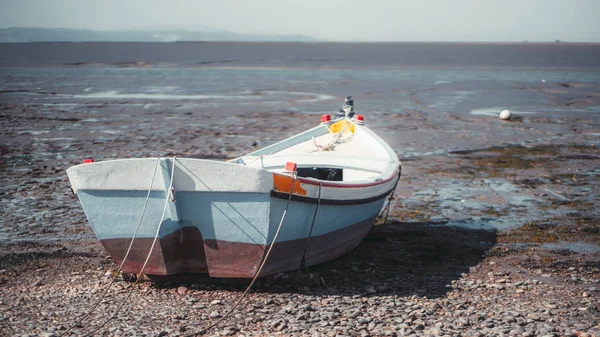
(1, 79), (599, 336)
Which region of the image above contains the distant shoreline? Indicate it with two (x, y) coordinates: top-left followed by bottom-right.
(1, 41), (599, 45)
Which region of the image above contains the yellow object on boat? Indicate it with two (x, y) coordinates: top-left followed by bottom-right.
(329, 120), (355, 134)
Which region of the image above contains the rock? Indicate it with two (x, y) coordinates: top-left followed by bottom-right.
(209, 311), (220, 319)
(177, 286), (188, 295)
(298, 304), (312, 311)
(510, 327), (524, 335)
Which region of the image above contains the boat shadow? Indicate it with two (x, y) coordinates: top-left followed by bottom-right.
(265, 221), (497, 299)
(150, 221), (497, 299)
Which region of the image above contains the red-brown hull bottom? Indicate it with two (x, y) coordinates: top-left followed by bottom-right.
(100, 217), (375, 280)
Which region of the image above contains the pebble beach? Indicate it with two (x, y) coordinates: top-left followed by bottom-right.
(1, 42), (600, 336)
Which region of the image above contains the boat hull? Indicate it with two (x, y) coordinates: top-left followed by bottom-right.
(99, 214), (377, 279)
(75, 183), (389, 278)
(67, 134), (400, 280)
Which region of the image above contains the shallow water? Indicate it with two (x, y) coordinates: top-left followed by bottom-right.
(542, 242), (600, 254)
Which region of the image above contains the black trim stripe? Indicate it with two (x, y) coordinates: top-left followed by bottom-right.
(270, 187), (395, 206)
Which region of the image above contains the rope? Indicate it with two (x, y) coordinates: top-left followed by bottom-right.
(82, 157), (177, 337)
(182, 174), (298, 337)
(374, 164), (402, 226)
(59, 157), (162, 336)
(312, 118), (355, 152)
(298, 180), (322, 270)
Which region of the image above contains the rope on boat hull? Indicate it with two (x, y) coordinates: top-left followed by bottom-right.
(182, 174), (298, 337)
(77, 157), (177, 337)
(60, 157), (162, 336)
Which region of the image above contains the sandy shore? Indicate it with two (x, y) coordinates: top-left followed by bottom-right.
(1, 80), (599, 336)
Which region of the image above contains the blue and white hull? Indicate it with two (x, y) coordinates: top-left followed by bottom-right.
(67, 117), (401, 279)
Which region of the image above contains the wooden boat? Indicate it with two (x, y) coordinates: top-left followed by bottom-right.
(67, 99), (401, 280)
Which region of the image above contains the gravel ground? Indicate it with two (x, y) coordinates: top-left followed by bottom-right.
(1, 96), (599, 336)
(1, 225), (598, 337)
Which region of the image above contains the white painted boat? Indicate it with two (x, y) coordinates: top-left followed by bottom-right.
(67, 101), (401, 280)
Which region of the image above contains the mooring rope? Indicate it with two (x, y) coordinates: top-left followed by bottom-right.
(81, 157), (177, 337)
(60, 157), (162, 336)
(374, 164), (402, 226)
(182, 174), (298, 337)
(298, 180), (322, 270)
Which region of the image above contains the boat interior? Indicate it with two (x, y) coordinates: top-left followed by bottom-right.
(236, 120), (397, 183)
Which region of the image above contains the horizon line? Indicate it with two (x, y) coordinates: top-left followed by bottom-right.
(1, 26), (599, 44)
(1, 40), (600, 44)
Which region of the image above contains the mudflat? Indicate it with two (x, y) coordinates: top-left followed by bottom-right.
(1, 46), (599, 335)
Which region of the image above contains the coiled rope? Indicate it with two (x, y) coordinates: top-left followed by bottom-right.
(312, 118), (355, 152)
(60, 157), (162, 336)
(182, 174), (298, 337)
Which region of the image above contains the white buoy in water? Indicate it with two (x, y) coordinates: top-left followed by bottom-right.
(499, 109), (512, 120)
(541, 79), (547, 83)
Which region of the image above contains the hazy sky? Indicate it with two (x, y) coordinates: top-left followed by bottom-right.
(1, 0), (599, 42)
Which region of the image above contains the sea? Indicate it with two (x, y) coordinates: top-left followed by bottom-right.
(1, 42), (600, 119)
